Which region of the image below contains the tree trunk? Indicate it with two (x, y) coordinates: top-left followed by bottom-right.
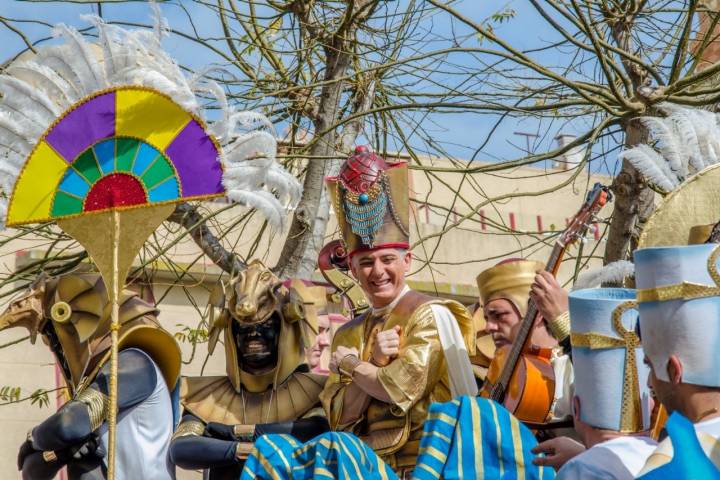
(275, 44), (353, 278)
(603, 120), (654, 263)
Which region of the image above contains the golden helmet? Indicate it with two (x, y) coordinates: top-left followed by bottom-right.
(207, 260), (327, 393)
(0, 273), (181, 395)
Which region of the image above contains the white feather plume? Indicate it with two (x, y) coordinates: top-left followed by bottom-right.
(51, 24), (106, 93)
(620, 103), (720, 193)
(639, 116), (686, 179)
(619, 144), (677, 192)
(6, 62), (76, 109)
(572, 260), (635, 290)
(224, 189), (287, 230)
(0, 12), (301, 230)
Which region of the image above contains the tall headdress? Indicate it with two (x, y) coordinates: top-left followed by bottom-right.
(0, 13), (300, 476)
(476, 259), (543, 318)
(635, 244), (720, 387)
(569, 288), (651, 432)
(326, 146), (410, 255)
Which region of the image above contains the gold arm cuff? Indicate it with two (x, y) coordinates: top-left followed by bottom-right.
(75, 388), (109, 432)
(172, 420), (205, 440)
(235, 442), (254, 460)
(548, 311), (571, 341)
(233, 424), (255, 441)
(338, 354), (361, 378)
(42, 451), (58, 463)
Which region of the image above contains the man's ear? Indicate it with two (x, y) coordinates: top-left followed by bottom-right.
(403, 251), (412, 272)
(666, 354), (683, 385)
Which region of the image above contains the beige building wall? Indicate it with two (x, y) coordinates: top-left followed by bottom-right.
(0, 158), (611, 477)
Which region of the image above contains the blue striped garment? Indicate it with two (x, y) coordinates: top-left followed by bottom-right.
(638, 412), (720, 480)
(413, 396), (555, 480)
(240, 431), (398, 480)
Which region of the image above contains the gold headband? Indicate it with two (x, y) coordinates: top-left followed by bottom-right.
(636, 246), (720, 303)
(570, 300), (642, 432)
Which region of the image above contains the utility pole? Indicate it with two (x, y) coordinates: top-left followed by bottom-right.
(513, 131), (540, 154)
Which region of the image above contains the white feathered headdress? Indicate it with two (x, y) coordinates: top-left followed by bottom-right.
(0, 13), (301, 230)
(619, 103), (720, 194)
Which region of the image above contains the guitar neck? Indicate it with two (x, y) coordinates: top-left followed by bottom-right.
(491, 243), (565, 400)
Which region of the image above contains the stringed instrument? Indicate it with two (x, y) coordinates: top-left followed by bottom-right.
(481, 183), (612, 424)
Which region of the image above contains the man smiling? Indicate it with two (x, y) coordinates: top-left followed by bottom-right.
(317, 146), (477, 477)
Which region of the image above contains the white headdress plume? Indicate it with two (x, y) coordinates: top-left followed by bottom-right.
(0, 13), (300, 230)
(619, 103), (720, 194)
(573, 260), (635, 290)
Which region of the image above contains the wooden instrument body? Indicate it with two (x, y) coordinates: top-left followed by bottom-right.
(483, 344), (555, 423)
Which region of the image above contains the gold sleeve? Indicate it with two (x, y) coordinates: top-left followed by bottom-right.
(376, 305), (444, 413)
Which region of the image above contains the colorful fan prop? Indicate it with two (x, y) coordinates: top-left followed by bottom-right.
(0, 13), (300, 479)
(8, 87), (223, 225)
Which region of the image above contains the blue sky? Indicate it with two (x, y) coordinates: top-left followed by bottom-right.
(0, 1), (617, 173)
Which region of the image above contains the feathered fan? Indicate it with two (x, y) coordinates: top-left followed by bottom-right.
(0, 13), (300, 477)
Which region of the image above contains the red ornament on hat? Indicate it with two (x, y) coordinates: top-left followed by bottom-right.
(339, 146), (387, 194)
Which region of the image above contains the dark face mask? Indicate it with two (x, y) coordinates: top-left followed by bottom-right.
(233, 314), (280, 373)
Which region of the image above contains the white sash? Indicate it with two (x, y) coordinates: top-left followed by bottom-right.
(430, 304), (478, 397)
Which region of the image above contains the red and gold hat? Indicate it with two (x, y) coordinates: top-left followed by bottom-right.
(326, 146), (410, 256)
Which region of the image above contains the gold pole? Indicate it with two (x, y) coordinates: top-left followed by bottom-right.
(106, 209), (120, 479)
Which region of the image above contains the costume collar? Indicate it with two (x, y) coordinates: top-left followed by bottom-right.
(371, 285), (411, 317)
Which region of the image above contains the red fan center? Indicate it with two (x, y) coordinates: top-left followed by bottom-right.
(84, 173), (148, 211)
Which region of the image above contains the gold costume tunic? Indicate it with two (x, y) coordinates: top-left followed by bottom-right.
(320, 290), (473, 472)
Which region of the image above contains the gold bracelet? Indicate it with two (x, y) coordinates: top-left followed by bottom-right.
(235, 441), (254, 461)
(338, 354), (361, 378)
(42, 451), (57, 463)
(233, 424), (255, 442)
(75, 388), (110, 432)
(172, 420), (205, 440)
(548, 310), (571, 342)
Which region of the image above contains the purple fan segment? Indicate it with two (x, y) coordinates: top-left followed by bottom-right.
(46, 92), (115, 162)
(165, 119), (223, 196)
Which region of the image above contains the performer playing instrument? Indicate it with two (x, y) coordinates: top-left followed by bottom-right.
(477, 259), (574, 424)
(3, 273), (181, 480)
(550, 288), (656, 479)
(318, 146), (477, 475)
(169, 261), (329, 480)
(479, 183), (609, 427)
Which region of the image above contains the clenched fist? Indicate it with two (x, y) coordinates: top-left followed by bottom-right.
(372, 325), (402, 367)
(329, 345), (360, 374)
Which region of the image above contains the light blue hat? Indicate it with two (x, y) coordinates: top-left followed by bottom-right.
(635, 243), (720, 387)
(569, 288), (652, 432)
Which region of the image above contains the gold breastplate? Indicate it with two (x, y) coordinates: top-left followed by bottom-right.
(180, 371), (326, 424)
